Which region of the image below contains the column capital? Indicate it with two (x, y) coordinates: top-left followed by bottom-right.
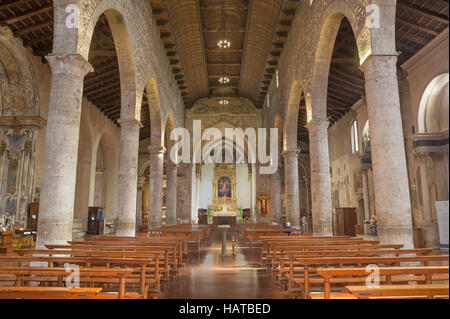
(148, 145), (166, 155)
(305, 118), (330, 131)
(137, 176), (146, 189)
(118, 118), (143, 129)
(281, 148), (300, 159)
(45, 54), (93, 77)
(166, 161), (179, 169)
(414, 149), (431, 161)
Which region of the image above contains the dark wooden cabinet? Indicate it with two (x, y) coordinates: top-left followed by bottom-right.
(333, 208), (358, 237)
(28, 203), (39, 230)
(87, 207), (104, 236)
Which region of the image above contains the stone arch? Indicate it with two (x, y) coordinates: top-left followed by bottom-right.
(284, 81), (304, 150)
(310, 3), (368, 120)
(144, 78), (164, 147)
(298, 159), (309, 179)
(193, 121), (255, 164)
(418, 73), (449, 133)
(87, 8), (137, 120)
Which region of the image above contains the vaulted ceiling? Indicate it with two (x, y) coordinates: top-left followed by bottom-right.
(0, 0), (448, 144)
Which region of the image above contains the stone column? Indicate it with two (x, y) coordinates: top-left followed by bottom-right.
(136, 177), (146, 230)
(361, 168), (371, 234)
(165, 162), (178, 226)
(306, 119), (333, 236)
(36, 55), (93, 247)
(115, 119), (141, 237)
(362, 55), (414, 247)
(271, 164), (282, 223)
(282, 149), (300, 227)
(148, 146), (166, 228)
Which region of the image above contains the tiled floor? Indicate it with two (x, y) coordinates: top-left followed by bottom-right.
(160, 227), (286, 299)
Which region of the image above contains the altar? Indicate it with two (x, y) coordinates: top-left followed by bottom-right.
(212, 210), (238, 225)
(208, 164), (240, 225)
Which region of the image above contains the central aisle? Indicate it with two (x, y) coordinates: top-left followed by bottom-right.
(161, 227), (285, 299)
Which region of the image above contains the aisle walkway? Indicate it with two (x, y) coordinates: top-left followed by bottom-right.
(161, 226), (285, 299)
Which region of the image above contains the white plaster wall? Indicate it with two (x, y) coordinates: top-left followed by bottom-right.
(235, 164), (251, 209)
(198, 164), (214, 209)
(402, 28), (449, 132)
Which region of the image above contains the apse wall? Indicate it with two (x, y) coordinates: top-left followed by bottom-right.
(196, 163), (252, 210)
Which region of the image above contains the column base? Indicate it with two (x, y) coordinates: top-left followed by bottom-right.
(148, 220), (162, 229)
(312, 223), (333, 236)
(36, 221), (74, 248)
(115, 220), (136, 237)
(378, 226), (414, 248)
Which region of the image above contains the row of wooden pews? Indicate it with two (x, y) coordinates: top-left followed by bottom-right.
(0, 234), (191, 299)
(148, 224), (214, 254)
(236, 224), (302, 250)
(256, 228), (449, 299)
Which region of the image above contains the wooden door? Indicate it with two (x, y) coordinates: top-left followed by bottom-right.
(343, 208), (358, 237)
(28, 203), (39, 230)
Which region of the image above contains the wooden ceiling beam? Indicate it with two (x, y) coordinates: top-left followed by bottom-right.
(16, 20), (53, 36)
(397, 2), (449, 25)
(0, 0), (30, 11)
(0, 5), (53, 24)
(396, 17), (439, 36)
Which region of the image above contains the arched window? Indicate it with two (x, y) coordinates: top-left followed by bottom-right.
(418, 73), (449, 133)
(351, 120), (359, 154)
(276, 70), (279, 88)
(362, 121), (370, 154)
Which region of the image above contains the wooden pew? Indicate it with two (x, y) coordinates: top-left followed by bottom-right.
(0, 267), (137, 299)
(0, 255), (160, 297)
(287, 255), (449, 298)
(314, 266), (449, 299)
(0, 287), (102, 299)
(345, 284), (449, 299)
(274, 248), (433, 284)
(17, 248), (174, 281)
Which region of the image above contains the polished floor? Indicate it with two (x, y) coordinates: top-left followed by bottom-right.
(160, 226), (286, 299)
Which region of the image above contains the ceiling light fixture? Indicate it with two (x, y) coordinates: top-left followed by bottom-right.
(219, 99), (229, 105)
(218, 76), (230, 84)
(217, 39), (231, 48)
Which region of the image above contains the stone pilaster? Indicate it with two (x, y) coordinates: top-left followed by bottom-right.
(361, 168), (372, 234)
(414, 151), (439, 247)
(136, 176), (146, 230)
(165, 162), (178, 226)
(361, 54), (414, 247)
(36, 54), (93, 247)
(282, 149), (300, 227)
(270, 164), (282, 223)
(306, 119), (333, 236)
(115, 119), (141, 237)
(148, 146), (166, 229)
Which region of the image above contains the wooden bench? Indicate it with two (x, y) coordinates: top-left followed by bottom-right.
(346, 284), (449, 299)
(0, 287), (102, 299)
(315, 266), (449, 299)
(287, 255), (449, 298)
(0, 255), (160, 297)
(0, 267), (137, 299)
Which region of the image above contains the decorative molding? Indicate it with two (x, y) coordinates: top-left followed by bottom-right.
(0, 116), (46, 128)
